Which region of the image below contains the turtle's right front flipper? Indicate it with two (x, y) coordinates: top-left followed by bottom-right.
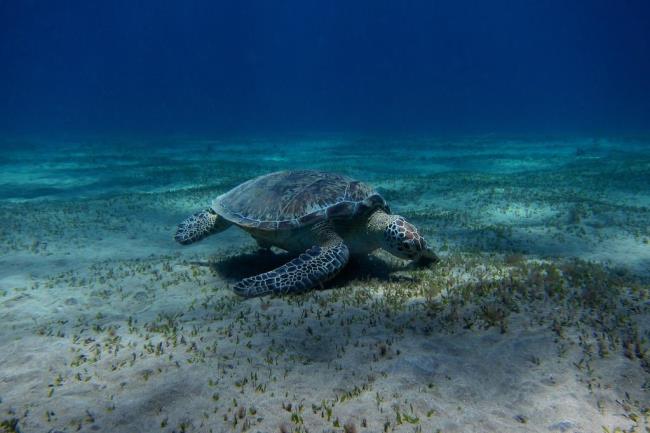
(175, 209), (231, 245)
(233, 239), (350, 298)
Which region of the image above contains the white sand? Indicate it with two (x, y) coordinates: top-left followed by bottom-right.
(1, 137), (648, 433)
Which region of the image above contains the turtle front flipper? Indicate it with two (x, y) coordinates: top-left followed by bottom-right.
(233, 229), (349, 298)
(175, 209), (231, 245)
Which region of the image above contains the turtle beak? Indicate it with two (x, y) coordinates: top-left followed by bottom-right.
(416, 246), (439, 267)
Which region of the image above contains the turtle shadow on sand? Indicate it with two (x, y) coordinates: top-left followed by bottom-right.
(209, 249), (414, 287)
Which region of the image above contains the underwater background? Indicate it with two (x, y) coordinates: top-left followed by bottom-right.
(1, 1), (650, 433)
(2, 0), (650, 136)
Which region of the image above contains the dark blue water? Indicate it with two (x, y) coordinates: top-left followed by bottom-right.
(2, 0), (649, 137)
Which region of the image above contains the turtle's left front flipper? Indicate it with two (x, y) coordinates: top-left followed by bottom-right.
(233, 230), (349, 298)
(175, 208), (231, 245)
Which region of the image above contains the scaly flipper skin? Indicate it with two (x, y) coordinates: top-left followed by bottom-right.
(174, 209), (231, 245)
(233, 227), (350, 298)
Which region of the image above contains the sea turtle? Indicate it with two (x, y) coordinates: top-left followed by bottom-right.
(175, 170), (437, 298)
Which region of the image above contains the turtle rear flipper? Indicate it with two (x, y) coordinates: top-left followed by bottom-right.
(175, 209), (231, 245)
(233, 227), (349, 298)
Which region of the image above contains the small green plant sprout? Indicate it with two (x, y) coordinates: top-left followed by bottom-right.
(343, 419), (358, 433)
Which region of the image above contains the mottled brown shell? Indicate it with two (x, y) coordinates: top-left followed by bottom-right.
(212, 170), (389, 231)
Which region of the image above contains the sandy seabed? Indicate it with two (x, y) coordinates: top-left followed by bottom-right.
(0, 136), (649, 433)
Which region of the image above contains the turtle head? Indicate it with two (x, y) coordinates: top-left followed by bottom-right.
(369, 211), (438, 264)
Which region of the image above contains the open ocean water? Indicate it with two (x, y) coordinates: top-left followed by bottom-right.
(1, 2), (650, 433)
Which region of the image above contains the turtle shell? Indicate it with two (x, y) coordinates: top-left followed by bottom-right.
(212, 170), (389, 231)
